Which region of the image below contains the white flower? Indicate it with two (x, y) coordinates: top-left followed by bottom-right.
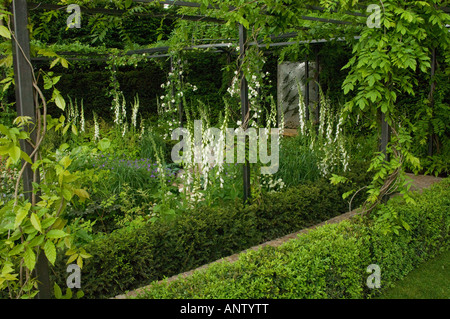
(161, 95), (165, 100)
(236, 120), (242, 126)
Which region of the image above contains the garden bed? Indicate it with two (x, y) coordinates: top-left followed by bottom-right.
(49, 164), (373, 299)
(125, 177), (449, 299)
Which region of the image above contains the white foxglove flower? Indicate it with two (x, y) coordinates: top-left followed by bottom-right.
(80, 103), (85, 133)
(93, 112), (100, 141)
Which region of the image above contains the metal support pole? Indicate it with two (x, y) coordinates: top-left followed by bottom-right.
(11, 0), (51, 299)
(239, 23), (251, 203)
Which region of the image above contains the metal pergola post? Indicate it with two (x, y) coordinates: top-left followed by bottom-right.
(11, 0), (51, 299)
(239, 23), (251, 203)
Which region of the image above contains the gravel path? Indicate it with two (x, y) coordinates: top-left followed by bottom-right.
(115, 173), (443, 299)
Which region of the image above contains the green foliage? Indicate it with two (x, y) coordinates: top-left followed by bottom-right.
(0, 85), (92, 299)
(2, 0), (449, 300)
(53, 283), (84, 300)
(135, 178), (450, 299)
(272, 134), (322, 187)
(340, 0), (450, 210)
(49, 166), (370, 299)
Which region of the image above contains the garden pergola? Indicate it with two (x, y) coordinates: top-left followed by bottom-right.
(9, 0), (423, 298)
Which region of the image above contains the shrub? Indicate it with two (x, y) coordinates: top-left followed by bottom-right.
(50, 165), (370, 299)
(134, 178), (449, 299)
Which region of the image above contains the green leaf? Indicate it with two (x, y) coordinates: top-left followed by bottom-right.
(76, 255), (83, 269)
(21, 151), (33, 165)
(14, 204), (31, 229)
(65, 288), (73, 299)
(10, 146), (21, 163)
(98, 138), (111, 152)
(30, 213), (42, 233)
(66, 253), (78, 265)
(60, 58), (69, 69)
(59, 156), (72, 169)
(46, 229), (68, 239)
(76, 290), (85, 299)
(52, 76), (62, 85)
(62, 188), (73, 201)
(54, 91), (66, 111)
(44, 240), (56, 265)
(62, 123), (70, 136)
(0, 25), (11, 39)
(343, 190), (355, 200)
(9, 243), (24, 256)
(54, 283), (63, 299)
(71, 124), (78, 136)
(24, 246), (36, 272)
(41, 217), (57, 229)
(50, 58), (60, 69)
(73, 189), (89, 201)
(28, 234), (44, 248)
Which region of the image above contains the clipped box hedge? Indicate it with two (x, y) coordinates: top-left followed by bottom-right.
(51, 165), (371, 299)
(133, 178), (449, 299)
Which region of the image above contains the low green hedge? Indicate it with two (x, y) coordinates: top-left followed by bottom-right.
(51, 165), (371, 299)
(134, 178), (449, 299)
